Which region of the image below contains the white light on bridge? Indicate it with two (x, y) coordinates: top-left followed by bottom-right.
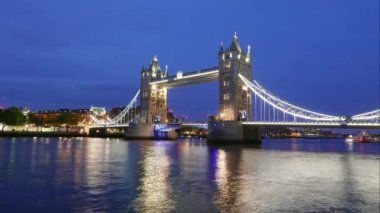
(178, 70), (219, 80)
(176, 70), (183, 79)
(149, 79), (169, 85)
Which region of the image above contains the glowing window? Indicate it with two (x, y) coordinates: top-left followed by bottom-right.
(224, 93), (230, 100)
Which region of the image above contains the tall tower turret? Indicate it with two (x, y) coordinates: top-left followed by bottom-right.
(218, 33), (252, 121)
(140, 55), (168, 124)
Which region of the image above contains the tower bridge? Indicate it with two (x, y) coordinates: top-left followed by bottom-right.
(89, 33), (380, 142)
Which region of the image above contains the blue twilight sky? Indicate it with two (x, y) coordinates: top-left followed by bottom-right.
(0, 0), (379, 121)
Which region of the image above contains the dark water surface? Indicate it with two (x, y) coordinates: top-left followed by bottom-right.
(0, 137), (379, 212)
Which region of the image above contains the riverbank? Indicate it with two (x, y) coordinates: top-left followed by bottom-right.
(0, 131), (345, 140)
(0, 131), (125, 138)
(263, 136), (344, 139)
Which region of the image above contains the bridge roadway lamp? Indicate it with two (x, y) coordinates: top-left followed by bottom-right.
(340, 116), (352, 123)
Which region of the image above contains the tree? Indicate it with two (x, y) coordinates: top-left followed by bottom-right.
(0, 110), (3, 131)
(28, 113), (44, 131)
(0, 107), (26, 131)
(56, 112), (79, 132)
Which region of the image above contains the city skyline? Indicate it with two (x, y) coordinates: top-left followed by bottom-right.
(0, 0), (378, 121)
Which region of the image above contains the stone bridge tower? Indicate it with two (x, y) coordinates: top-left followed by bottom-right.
(218, 33), (252, 121)
(140, 56), (168, 124)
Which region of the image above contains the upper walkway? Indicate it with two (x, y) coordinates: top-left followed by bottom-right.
(150, 67), (219, 88)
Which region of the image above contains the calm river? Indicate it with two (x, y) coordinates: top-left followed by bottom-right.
(0, 137), (379, 212)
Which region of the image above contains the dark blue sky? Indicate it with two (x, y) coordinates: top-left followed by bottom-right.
(0, 0), (378, 121)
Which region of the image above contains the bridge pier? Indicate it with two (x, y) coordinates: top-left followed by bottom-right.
(207, 121), (261, 144)
(153, 129), (177, 140)
(89, 127), (108, 137)
(125, 123), (178, 140)
(125, 123), (154, 139)
(89, 126), (127, 137)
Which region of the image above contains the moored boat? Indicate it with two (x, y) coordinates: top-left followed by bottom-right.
(345, 131), (380, 143)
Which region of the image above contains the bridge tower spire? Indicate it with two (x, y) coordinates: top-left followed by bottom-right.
(218, 33), (253, 121)
(140, 55), (168, 124)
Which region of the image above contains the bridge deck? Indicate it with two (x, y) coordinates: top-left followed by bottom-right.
(242, 121), (380, 129)
(89, 121), (379, 129)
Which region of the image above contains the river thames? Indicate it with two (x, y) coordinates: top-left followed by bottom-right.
(0, 137), (379, 212)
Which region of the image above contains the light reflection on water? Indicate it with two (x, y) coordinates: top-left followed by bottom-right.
(131, 142), (175, 213)
(0, 137), (378, 212)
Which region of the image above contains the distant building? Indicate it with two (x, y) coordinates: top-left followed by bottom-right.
(108, 106), (140, 123)
(21, 107), (30, 116)
(90, 106), (106, 116)
(108, 107), (124, 119)
(32, 108), (91, 125)
(33, 110), (60, 124)
(290, 130), (302, 138)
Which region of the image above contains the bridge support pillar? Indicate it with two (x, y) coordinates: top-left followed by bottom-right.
(153, 129), (177, 140)
(125, 123), (154, 139)
(89, 127), (108, 137)
(207, 121), (261, 144)
(125, 123), (178, 140)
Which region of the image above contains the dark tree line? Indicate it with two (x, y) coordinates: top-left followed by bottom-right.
(0, 107), (26, 131)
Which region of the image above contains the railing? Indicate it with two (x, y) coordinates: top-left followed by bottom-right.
(90, 90), (140, 126)
(239, 74), (380, 125)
